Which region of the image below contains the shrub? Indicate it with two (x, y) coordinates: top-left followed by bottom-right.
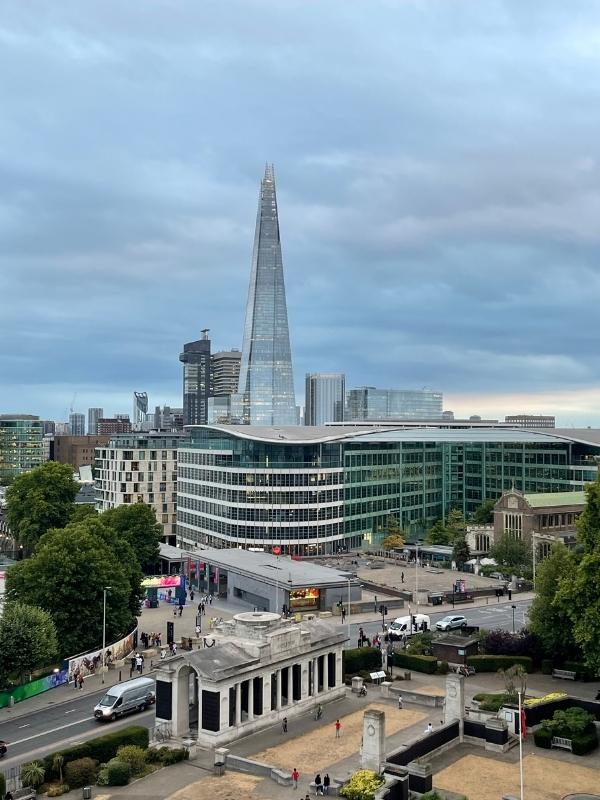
(405, 632), (433, 656)
(340, 769), (385, 800)
(145, 746), (188, 765)
(523, 692), (567, 707)
(479, 629), (543, 665)
(472, 692), (508, 712)
(436, 660), (449, 675)
(466, 655), (532, 673)
(43, 743), (92, 778)
(392, 652), (438, 674)
(545, 707), (595, 737)
(541, 659), (553, 675)
(343, 648), (382, 675)
(44, 726), (149, 780)
(47, 784), (70, 797)
(64, 757), (98, 788)
(533, 727), (552, 749)
(563, 661), (594, 681)
(0, 771), (5, 800)
(21, 760), (46, 789)
(116, 745), (147, 776)
(571, 729), (599, 756)
(107, 759), (131, 786)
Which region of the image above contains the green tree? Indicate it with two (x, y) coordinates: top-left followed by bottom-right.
(0, 602), (59, 686)
(426, 519), (450, 546)
(102, 503), (162, 572)
(472, 499), (495, 524)
(6, 523), (133, 656)
(452, 533), (471, 569)
(69, 504), (98, 524)
(6, 462), (79, 549)
(380, 515), (405, 550)
(445, 509), (466, 543)
(528, 542), (580, 661)
(490, 534), (530, 576)
(20, 761), (46, 789)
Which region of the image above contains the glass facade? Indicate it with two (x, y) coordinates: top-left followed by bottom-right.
(305, 373), (345, 425)
(232, 165), (296, 426)
(176, 426), (599, 553)
(0, 416), (44, 480)
(180, 332), (211, 426)
(346, 388), (443, 420)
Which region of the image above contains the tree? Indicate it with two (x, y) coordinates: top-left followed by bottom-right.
(452, 533), (471, 569)
(381, 516), (405, 551)
(102, 503), (162, 572)
(69, 504), (98, 523)
(490, 534), (530, 576)
(445, 509), (466, 543)
(528, 542), (580, 662)
(500, 664), (527, 704)
(6, 522), (133, 656)
(426, 519), (450, 546)
(6, 463), (80, 549)
(20, 761), (46, 790)
(472, 499), (495, 524)
(0, 602), (59, 686)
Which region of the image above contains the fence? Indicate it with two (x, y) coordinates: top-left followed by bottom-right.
(386, 721), (460, 766)
(1, 762), (23, 794)
(151, 721), (172, 743)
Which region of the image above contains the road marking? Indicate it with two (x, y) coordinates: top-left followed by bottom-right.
(18, 724), (30, 728)
(9, 717), (92, 745)
(65, 709), (76, 714)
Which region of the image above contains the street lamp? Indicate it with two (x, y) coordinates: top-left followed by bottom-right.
(511, 604), (516, 634)
(347, 578), (351, 643)
(102, 586), (111, 684)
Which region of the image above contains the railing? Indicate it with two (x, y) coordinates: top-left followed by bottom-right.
(151, 721), (172, 743)
(1, 762), (23, 793)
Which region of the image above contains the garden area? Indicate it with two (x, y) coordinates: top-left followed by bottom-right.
(3, 726), (187, 797)
(533, 707), (599, 756)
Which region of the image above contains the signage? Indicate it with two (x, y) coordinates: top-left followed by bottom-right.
(272, 546), (281, 555)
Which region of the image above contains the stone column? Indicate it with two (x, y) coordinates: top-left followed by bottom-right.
(301, 661), (309, 698)
(173, 667), (190, 736)
(263, 675), (271, 715)
(248, 677), (255, 720)
(322, 653), (329, 690)
(276, 669), (282, 709)
(235, 682), (242, 726)
(444, 673), (465, 740)
(361, 709), (385, 772)
(312, 658), (318, 693)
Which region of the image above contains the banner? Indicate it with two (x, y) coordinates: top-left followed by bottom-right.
(67, 626), (137, 682)
(142, 575), (181, 589)
(0, 670), (68, 709)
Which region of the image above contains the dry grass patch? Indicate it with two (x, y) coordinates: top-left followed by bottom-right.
(412, 685), (445, 697)
(436, 753), (600, 800)
(254, 703), (426, 773)
(169, 772), (264, 800)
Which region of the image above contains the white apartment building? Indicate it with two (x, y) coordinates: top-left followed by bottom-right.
(95, 433), (187, 545)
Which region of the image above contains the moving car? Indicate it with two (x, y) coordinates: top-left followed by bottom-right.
(435, 614), (468, 631)
(94, 676), (155, 722)
(386, 614), (431, 640)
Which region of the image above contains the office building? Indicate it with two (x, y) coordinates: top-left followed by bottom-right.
(176, 424), (600, 554)
(95, 432), (187, 545)
(69, 412), (85, 436)
(505, 414), (556, 429)
(232, 165), (296, 426)
(133, 393), (149, 428)
(88, 408), (103, 436)
(152, 406), (184, 431)
(42, 420), (56, 435)
(53, 435), (110, 470)
(305, 373), (345, 425)
(211, 350), (241, 397)
(97, 418), (132, 436)
(180, 330), (211, 426)
(346, 387), (443, 421)
(0, 415), (44, 481)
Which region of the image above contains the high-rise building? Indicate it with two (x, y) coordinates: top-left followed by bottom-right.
(305, 373), (345, 425)
(211, 350), (241, 397)
(133, 392), (148, 429)
(180, 329), (211, 426)
(88, 407), (104, 435)
(232, 165), (296, 426)
(69, 412), (85, 436)
(345, 388), (443, 421)
(505, 414), (555, 429)
(0, 415), (44, 480)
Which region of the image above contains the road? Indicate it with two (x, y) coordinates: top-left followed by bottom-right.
(0, 684), (155, 772)
(342, 598), (532, 645)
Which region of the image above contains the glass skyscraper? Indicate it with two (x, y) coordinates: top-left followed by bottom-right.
(346, 387), (443, 420)
(305, 373), (345, 425)
(232, 165), (296, 426)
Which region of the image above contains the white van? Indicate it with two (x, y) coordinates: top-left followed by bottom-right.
(94, 677), (155, 722)
(386, 614), (431, 641)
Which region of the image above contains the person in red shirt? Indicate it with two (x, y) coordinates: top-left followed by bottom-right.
(335, 719), (341, 738)
(292, 768), (299, 789)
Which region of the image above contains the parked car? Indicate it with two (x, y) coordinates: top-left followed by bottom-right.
(435, 614), (468, 631)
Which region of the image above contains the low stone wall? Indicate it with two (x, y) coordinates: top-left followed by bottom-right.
(387, 684), (444, 708)
(225, 754), (292, 786)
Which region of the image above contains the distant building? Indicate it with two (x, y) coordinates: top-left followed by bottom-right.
(0, 415), (44, 480)
(95, 432), (187, 545)
(345, 387), (443, 421)
(211, 350), (241, 397)
(180, 330), (212, 426)
(97, 418), (132, 436)
(69, 412), (85, 436)
(55, 422), (70, 436)
(115, 414), (130, 421)
(88, 408), (103, 436)
(505, 414), (555, 429)
(42, 420), (56, 435)
(305, 373), (345, 425)
(152, 406), (184, 431)
(208, 396), (232, 424)
(133, 393), (149, 429)
(53, 435), (109, 470)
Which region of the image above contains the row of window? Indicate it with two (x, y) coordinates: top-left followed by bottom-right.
(176, 511), (343, 539)
(177, 468), (342, 487)
(178, 493), (342, 521)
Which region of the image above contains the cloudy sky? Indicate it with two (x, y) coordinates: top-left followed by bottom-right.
(2, 0), (600, 425)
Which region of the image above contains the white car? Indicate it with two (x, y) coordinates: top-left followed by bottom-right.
(435, 614), (468, 632)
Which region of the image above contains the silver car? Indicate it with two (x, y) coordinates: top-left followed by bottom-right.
(435, 614), (468, 632)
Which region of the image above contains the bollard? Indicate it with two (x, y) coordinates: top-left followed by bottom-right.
(119, 669), (122, 682)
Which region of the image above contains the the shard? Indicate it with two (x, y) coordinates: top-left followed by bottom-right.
(233, 164), (297, 425)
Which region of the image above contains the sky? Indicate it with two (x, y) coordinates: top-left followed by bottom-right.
(2, 1), (600, 425)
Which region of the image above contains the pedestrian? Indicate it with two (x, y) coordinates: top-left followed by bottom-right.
(195, 624), (202, 637)
(398, 694), (403, 710)
(172, 641), (177, 655)
(323, 774), (330, 795)
(334, 719), (341, 738)
(291, 768), (299, 790)
(178, 604), (183, 617)
(425, 722), (433, 734)
(73, 669), (80, 689)
(157, 632), (162, 646)
(78, 673), (84, 690)
(314, 774), (323, 796)
(282, 716), (288, 734)
(136, 654), (143, 674)
(160, 647), (167, 660)
(5, 791), (14, 800)
(305, 794), (310, 800)
(129, 656), (136, 677)
(374, 596), (378, 614)
(401, 571), (404, 584)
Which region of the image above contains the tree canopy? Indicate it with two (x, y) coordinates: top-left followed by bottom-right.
(471, 499), (495, 524)
(489, 533), (530, 576)
(0, 602), (59, 686)
(380, 515), (404, 550)
(452, 533), (471, 569)
(6, 462), (80, 549)
(425, 509), (466, 547)
(102, 503), (162, 572)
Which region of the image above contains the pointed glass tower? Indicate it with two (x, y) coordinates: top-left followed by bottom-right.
(233, 165), (297, 426)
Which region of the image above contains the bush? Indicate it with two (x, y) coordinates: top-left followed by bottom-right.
(64, 757), (98, 788)
(437, 660), (449, 675)
(0, 771), (5, 800)
(533, 727), (552, 749)
(392, 652), (438, 674)
(467, 655), (532, 673)
(472, 692), (508, 712)
(340, 769), (385, 800)
(145, 746), (188, 765)
(563, 661), (594, 681)
(107, 759), (131, 786)
(116, 745), (147, 776)
(44, 726), (149, 780)
(21, 760), (46, 789)
(479, 629), (543, 665)
(47, 784), (70, 797)
(541, 659), (553, 675)
(571, 729), (599, 756)
(343, 648), (382, 675)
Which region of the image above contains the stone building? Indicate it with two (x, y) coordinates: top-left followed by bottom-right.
(153, 611), (346, 747)
(493, 488), (585, 551)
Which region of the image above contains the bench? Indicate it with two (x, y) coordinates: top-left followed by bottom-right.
(551, 736), (573, 752)
(14, 789), (37, 800)
(552, 669), (576, 680)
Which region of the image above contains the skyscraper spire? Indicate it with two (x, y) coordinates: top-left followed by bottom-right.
(233, 165), (296, 425)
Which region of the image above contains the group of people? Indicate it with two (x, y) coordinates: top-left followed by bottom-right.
(71, 671), (85, 689)
(160, 641), (178, 659)
(130, 652), (145, 675)
(290, 770), (332, 795)
(140, 631), (162, 648)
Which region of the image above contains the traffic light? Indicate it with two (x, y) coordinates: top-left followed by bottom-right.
(383, 606), (388, 616)
(379, 604), (385, 614)
(412, 615), (417, 629)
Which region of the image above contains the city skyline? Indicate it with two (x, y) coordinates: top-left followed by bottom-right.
(3, 2), (600, 424)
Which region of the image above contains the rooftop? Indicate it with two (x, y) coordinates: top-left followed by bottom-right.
(523, 491), (587, 508)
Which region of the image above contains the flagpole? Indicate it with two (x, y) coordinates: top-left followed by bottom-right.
(518, 690), (524, 800)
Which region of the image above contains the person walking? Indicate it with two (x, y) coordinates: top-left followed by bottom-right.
(425, 722), (433, 734)
(334, 719), (341, 738)
(160, 647), (167, 660)
(314, 774), (323, 796)
(323, 774), (330, 795)
(178, 604), (183, 617)
(397, 694), (403, 710)
(78, 673), (84, 690)
(282, 716), (288, 734)
(401, 571), (405, 584)
(129, 656), (136, 677)
(291, 768), (299, 789)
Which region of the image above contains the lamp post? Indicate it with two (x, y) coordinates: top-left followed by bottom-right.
(347, 578), (351, 642)
(511, 604), (516, 634)
(102, 586), (111, 684)
(517, 690), (524, 800)
(415, 543), (419, 618)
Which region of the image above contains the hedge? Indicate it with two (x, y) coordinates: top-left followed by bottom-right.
(466, 655), (533, 673)
(43, 726), (149, 779)
(563, 661), (594, 681)
(64, 757), (98, 789)
(572, 729), (599, 756)
(533, 728), (552, 749)
(391, 653), (437, 674)
(343, 647), (382, 675)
